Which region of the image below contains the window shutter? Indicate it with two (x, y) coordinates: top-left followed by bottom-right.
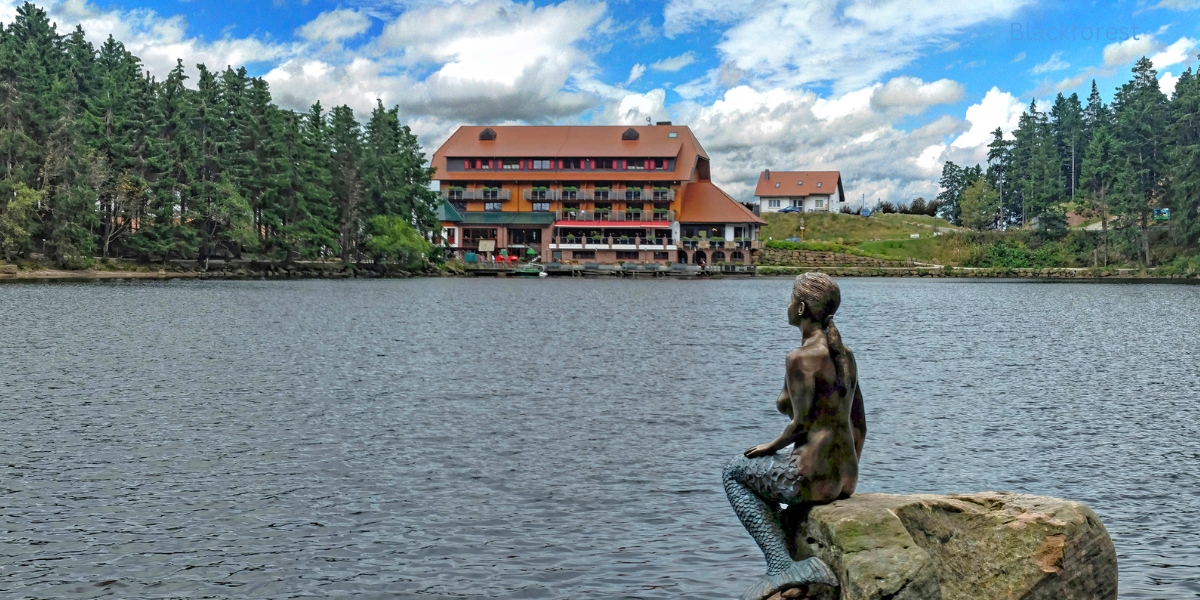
(558, 160), (564, 169)
(591, 160), (596, 169)
(622, 160), (627, 169)
(520, 160), (525, 169)
(488, 159), (494, 169)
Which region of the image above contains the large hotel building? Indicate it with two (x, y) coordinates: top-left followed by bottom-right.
(431, 124), (765, 266)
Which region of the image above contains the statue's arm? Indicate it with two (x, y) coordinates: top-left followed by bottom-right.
(851, 384), (866, 459)
(746, 357), (814, 457)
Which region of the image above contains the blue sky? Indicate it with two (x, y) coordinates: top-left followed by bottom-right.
(3, 0), (1198, 203)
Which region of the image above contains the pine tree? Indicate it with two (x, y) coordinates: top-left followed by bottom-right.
(1112, 57), (1169, 266)
(1166, 63), (1200, 248)
(1081, 125), (1118, 264)
(328, 104), (364, 262)
(985, 127), (1013, 226)
(1050, 92), (1085, 199)
(361, 101), (438, 232)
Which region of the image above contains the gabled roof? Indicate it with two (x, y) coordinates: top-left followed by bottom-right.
(754, 171), (842, 198)
(436, 200), (462, 222)
(435, 125), (708, 159)
(678, 181), (767, 224)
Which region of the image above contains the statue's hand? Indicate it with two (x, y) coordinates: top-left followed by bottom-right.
(744, 443), (775, 458)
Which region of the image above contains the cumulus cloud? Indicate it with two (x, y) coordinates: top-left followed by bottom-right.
(1030, 52), (1069, 74)
(949, 87), (1022, 153)
(1150, 37), (1198, 70)
(668, 84), (968, 204)
(1103, 35), (1158, 67)
(870, 77), (965, 114)
(296, 9), (371, 43)
(650, 51), (696, 72)
(666, 0), (1032, 94)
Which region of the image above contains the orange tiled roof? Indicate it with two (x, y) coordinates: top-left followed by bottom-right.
(754, 171), (841, 198)
(432, 125), (709, 182)
(678, 181), (766, 224)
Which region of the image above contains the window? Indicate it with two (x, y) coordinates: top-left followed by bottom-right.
(532, 202), (550, 211)
(775, 182), (780, 188)
(816, 182), (823, 187)
(616, 251), (639, 260)
(626, 159), (645, 170)
(768, 199), (780, 208)
(562, 159), (582, 169)
(571, 251), (595, 259)
(792, 199), (801, 207)
(816, 198), (825, 208)
(653, 251), (670, 260)
(668, 132), (677, 138)
(464, 228), (497, 240)
(483, 187), (500, 200)
(625, 188), (642, 201)
(595, 159), (614, 169)
(452, 201), (467, 212)
(502, 159), (520, 170)
(532, 159), (553, 169)
(484, 202), (502, 211)
(651, 158), (666, 170)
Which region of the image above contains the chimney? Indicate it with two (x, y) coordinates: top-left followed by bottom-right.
(655, 121), (672, 126)
(764, 169), (770, 180)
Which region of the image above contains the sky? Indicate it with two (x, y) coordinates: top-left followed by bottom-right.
(2, 0), (1198, 205)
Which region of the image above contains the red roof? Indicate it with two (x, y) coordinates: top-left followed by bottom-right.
(432, 125), (710, 183)
(754, 171), (842, 198)
(678, 181), (766, 224)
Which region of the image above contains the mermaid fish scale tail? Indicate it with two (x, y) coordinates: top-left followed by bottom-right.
(723, 455), (839, 600)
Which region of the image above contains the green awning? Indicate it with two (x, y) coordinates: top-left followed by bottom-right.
(459, 212), (557, 226)
(436, 200), (463, 222)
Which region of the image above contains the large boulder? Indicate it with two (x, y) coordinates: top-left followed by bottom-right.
(785, 492), (1117, 600)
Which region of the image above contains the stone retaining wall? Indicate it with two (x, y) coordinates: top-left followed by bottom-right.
(756, 248), (908, 267)
(756, 265), (1197, 279)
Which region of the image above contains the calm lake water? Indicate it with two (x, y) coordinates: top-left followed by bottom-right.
(1, 277), (1198, 599)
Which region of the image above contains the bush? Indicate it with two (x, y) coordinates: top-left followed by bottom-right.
(365, 216), (431, 269)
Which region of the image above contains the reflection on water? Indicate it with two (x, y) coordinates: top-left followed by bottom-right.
(1, 278), (1197, 598)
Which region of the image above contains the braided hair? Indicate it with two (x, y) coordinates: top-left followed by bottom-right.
(791, 273), (851, 396)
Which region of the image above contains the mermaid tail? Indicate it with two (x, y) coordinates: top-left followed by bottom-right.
(740, 557), (838, 600)
(723, 454), (839, 599)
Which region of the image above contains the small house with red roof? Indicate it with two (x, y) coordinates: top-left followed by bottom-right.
(752, 170), (845, 214)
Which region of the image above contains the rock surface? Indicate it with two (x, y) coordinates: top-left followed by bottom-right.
(786, 492), (1117, 600)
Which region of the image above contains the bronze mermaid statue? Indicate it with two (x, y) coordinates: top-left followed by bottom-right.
(723, 273), (867, 600)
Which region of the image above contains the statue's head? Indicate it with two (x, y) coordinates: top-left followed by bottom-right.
(788, 272), (841, 328)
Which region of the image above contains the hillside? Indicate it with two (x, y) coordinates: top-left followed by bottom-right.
(761, 212), (972, 265)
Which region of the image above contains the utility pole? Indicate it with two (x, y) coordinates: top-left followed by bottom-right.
(800, 217), (805, 242)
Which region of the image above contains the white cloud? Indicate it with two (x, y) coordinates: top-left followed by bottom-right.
(1150, 37), (1197, 70)
(1103, 35), (1158, 67)
(296, 9), (371, 43)
(1030, 52), (1069, 74)
(948, 87), (1023, 156)
(626, 63), (646, 85)
(1160, 71), (1181, 95)
(667, 0), (1032, 94)
(650, 51), (696, 72)
(1012, 51), (1026, 63)
(613, 89), (668, 124)
(870, 76), (965, 114)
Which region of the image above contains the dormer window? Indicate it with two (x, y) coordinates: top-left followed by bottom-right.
(479, 128), (496, 140)
(621, 128), (640, 140)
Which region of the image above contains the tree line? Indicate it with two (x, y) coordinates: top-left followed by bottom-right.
(0, 3), (438, 268)
(936, 57), (1199, 266)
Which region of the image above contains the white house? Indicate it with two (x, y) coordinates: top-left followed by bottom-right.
(752, 170), (846, 214)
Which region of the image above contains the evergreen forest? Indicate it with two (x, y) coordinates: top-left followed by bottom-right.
(0, 3), (438, 269)
(935, 57), (1200, 268)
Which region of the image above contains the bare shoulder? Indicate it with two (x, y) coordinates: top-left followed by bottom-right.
(786, 341), (832, 371)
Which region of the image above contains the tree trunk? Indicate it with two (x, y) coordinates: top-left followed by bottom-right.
(1099, 188), (1109, 267)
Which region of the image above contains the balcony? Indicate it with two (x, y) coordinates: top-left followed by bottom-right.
(679, 239), (763, 250)
(441, 189), (512, 201)
(554, 209), (675, 223)
(548, 236), (678, 251)
(522, 189), (675, 202)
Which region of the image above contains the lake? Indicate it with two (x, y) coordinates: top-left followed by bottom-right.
(1, 277), (1197, 598)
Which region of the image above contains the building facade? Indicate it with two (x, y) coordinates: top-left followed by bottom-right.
(752, 170), (846, 214)
(432, 124), (766, 266)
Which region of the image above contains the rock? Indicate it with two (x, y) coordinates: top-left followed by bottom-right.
(0, 264), (17, 275)
(790, 492), (1116, 600)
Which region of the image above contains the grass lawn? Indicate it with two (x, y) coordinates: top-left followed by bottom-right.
(761, 212), (970, 264)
